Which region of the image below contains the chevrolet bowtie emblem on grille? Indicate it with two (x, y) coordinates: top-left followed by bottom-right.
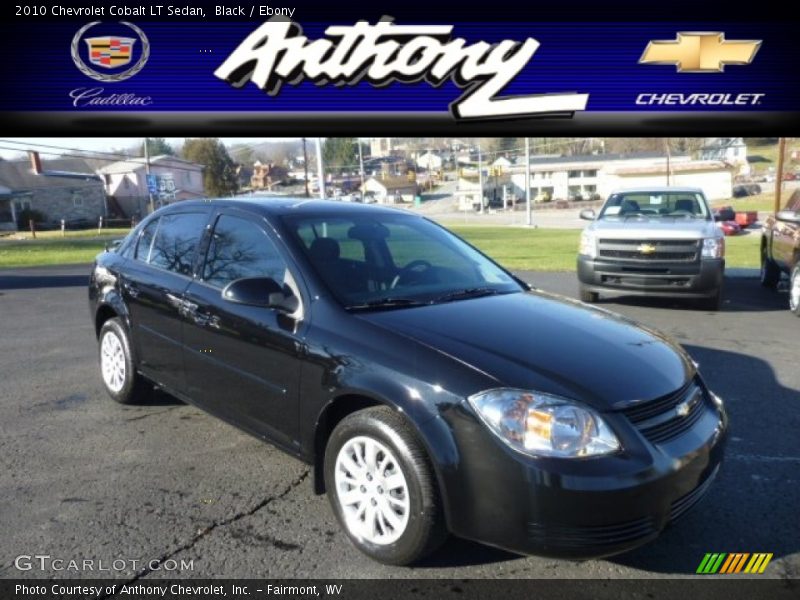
(637, 243), (657, 254)
(639, 32), (761, 73)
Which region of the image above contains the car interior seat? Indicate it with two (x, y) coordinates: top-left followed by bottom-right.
(619, 199), (641, 214)
(308, 236), (370, 294)
(674, 198), (697, 214)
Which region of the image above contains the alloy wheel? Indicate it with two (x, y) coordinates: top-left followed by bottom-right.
(100, 330), (126, 393)
(334, 435), (410, 545)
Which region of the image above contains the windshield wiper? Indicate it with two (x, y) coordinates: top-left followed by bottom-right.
(432, 287), (504, 304)
(347, 297), (429, 312)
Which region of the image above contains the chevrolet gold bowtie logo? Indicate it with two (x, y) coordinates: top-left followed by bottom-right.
(638, 243), (657, 254)
(639, 32), (761, 73)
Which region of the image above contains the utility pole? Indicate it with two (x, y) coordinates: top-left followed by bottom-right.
(302, 138), (310, 197)
(144, 138), (155, 213)
(525, 137), (532, 226)
(774, 137), (786, 214)
(316, 138), (325, 199)
(478, 143), (484, 214)
(358, 139), (365, 199)
(664, 138), (671, 186)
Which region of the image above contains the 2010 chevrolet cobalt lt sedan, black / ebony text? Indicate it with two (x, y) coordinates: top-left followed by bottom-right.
(89, 199), (727, 565)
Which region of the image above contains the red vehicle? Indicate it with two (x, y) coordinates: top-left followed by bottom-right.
(734, 211), (758, 227)
(717, 221), (742, 236)
(713, 207), (742, 236)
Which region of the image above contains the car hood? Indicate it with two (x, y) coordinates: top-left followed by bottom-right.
(357, 291), (694, 411)
(588, 218), (719, 239)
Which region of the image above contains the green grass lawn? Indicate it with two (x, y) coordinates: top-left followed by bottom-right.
(0, 225), (761, 271)
(450, 225), (761, 271)
(711, 192), (778, 213)
(0, 229), (129, 268)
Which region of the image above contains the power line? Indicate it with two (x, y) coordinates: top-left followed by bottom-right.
(0, 144), (205, 175)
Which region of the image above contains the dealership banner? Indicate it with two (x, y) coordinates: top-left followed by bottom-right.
(0, 2), (798, 134)
(2, 579), (798, 600)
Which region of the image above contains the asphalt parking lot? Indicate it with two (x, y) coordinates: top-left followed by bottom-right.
(0, 265), (798, 582)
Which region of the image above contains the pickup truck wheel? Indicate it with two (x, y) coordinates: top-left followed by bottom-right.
(760, 251), (780, 289)
(696, 288), (723, 311)
(579, 286), (599, 303)
(98, 318), (150, 405)
(324, 406), (447, 565)
(790, 266), (800, 316)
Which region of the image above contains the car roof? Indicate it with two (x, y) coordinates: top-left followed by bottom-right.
(609, 186), (705, 195)
(160, 197), (412, 218)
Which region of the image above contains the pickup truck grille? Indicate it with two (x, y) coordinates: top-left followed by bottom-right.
(620, 381), (706, 444)
(598, 239), (699, 262)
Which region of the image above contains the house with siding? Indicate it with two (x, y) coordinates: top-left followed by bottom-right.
(98, 155), (205, 218)
(0, 156), (106, 231)
(361, 174), (419, 204)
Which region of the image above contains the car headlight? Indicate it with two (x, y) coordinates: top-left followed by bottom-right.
(579, 230), (597, 258)
(701, 237), (724, 259)
(467, 389), (620, 458)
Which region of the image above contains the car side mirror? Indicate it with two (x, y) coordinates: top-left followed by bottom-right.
(776, 210), (800, 224)
(579, 209), (596, 221)
(222, 277), (300, 313)
(105, 239), (123, 252)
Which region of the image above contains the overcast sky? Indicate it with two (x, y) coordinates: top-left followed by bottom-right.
(0, 138), (300, 159)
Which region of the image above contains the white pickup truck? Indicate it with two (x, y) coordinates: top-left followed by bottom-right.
(577, 187), (725, 310)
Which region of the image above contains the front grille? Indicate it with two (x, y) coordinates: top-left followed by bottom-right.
(669, 465), (720, 523)
(527, 516), (655, 548)
(598, 239), (699, 263)
(600, 274), (692, 288)
(621, 382), (707, 444)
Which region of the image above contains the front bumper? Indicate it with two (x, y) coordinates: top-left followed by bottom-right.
(440, 384), (728, 559)
(577, 255), (724, 299)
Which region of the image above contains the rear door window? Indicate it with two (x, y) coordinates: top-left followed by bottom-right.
(148, 212), (208, 276)
(135, 218), (159, 262)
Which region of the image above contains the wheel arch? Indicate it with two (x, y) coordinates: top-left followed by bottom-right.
(311, 391), (456, 530)
(761, 232), (772, 258)
(94, 294), (130, 338)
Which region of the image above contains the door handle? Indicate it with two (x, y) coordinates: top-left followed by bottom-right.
(165, 292), (182, 308)
(192, 311), (220, 329)
(166, 294), (199, 318)
(122, 281), (140, 298)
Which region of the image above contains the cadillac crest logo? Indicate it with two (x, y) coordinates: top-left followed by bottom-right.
(85, 37), (136, 69)
(71, 21), (149, 82)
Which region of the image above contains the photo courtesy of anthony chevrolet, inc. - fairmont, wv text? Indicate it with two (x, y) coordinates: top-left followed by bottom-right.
(0, 2), (798, 600)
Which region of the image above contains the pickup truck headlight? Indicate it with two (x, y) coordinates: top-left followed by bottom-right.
(579, 230), (597, 259)
(467, 389), (620, 458)
(701, 237), (724, 259)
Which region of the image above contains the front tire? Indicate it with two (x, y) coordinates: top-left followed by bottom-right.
(790, 266), (800, 317)
(697, 287), (723, 311)
(579, 286), (599, 303)
(98, 317), (149, 404)
(760, 247), (780, 289)
(324, 406), (447, 565)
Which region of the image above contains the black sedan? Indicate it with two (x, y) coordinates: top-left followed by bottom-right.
(89, 198), (727, 565)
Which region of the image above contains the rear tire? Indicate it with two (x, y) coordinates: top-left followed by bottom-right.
(790, 266), (800, 317)
(324, 406), (447, 565)
(760, 247), (780, 289)
(98, 318), (150, 405)
(579, 286), (599, 303)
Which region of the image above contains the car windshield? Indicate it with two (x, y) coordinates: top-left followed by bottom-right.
(598, 192), (710, 220)
(282, 212), (522, 310)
